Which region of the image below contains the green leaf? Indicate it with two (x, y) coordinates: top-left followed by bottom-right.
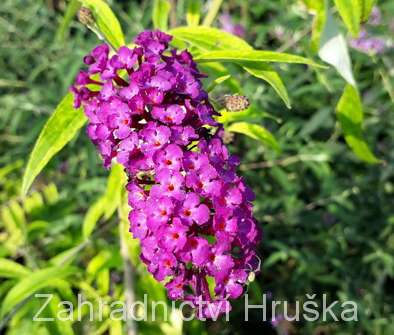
(152, 0), (171, 31)
(336, 84), (379, 163)
(186, 0), (201, 26)
(82, 164), (126, 239)
(227, 122), (280, 153)
(318, 12), (356, 85)
(202, 0), (223, 26)
(207, 74), (231, 92)
(0, 266), (77, 317)
(334, 0), (362, 37)
(83, 196), (106, 240)
(243, 63), (291, 109)
(55, 0), (80, 43)
(103, 163), (126, 219)
(302, 0), (326, 52)
(195, 50), (323, 67)
(22, 93), (87, 195)
(361, 0), (377, 22)
(170, 26), (252, 51)
(0, 259), (30, 279)
(79, 0), (125, 49)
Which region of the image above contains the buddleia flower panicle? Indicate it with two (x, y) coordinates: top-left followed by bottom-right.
(71, 30), (261, 319)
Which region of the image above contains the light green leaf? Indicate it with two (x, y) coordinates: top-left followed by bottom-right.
(186, 0), (201, 26)
(55, 0), (80, 43)
(202, 0), (223, 26)
(0, 266), (77, 317)
(79, 0), (125, 49)
(336, 84), (379, 163)
(83, 196), (107, 240)
(195, 50), (323, 67)
(170, 26), (252, 51)
(207, 74), (231, 92)
(227, 122), (280, 153)
(103, 163), (126, 219)
(318, 12), (356, 85)
(334, 0), (362, 37)
(0, 259), (30, 279)
(302, 0), (326, 52)
(22, 93), (87, 195)
(152, 0), (171, 31)
(361, 0), (377, 22)
(82, 164), (126, 239)
(243, 63), (291, 109)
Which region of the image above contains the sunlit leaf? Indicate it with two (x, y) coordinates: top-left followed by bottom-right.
(170, 26), (252, 51)
(207, 74), (231, 92)
(227, 122), (280, 153)
(202, 0), (223, 27)
(336, 84), (379, 163)
(82, 164), (126, 239)
(243, 63), (291, 109)
(0, 266), (77, 317)
(152, 0), (171, 31)
(0, 259), (30, 279)
(195, 50), (323, 67)
(333, 0), (362, 37)
(302, 0), (326, 52)
(79, 0), (125, 49)
(361, 0), (377, 22)
(22, 93), (87, 195)
(186, 0), (201, 26)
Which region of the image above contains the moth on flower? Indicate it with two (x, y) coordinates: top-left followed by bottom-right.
(223, 94), (250, 112)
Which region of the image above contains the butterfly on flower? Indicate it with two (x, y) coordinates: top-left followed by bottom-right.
(223, 94), (250, 112)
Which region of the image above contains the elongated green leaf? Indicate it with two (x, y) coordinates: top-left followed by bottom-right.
(170, 27), (292, 107)
(318, 12), (356, 85)
(227, 122), (280, 153)
(0, 259), (30, 279)
(186, 0), (201, 26)
(83, 164), (126, 239)
(103, 163), (126, 219)
(207, 74), (231, 92)
(79, 0), (125, 49)
(202, 0), (223, 26)
(55, 0), (80, 42)
(336, 84), (379, 163)
(195, 50), (323, 67)
(170, 26), (252, 51)
(302, 0), (326, 52)
(361, 0), (377, 22)
(334, 0), (362, 37)
(152, 0), (171, 31)
(22, 93), (87, 195)
(83, 196), (106, 240)
(243, 63), (291, 109)
(0, 266), (76, 317)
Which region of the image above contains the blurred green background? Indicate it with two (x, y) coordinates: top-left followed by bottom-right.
(0, 0), (393, 334)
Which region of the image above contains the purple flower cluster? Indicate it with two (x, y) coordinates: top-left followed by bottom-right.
(219, 13), (246, 38)
(72, 30), (261, 318)
(350, 30), (385, 55)
(349, 7), (386, 55)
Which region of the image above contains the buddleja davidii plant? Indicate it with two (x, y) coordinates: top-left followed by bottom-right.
(302, 0), (381, 164)
(19, 0), (322, 323)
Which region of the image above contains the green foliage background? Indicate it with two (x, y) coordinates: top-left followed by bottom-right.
(0, 0), (393, 334)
